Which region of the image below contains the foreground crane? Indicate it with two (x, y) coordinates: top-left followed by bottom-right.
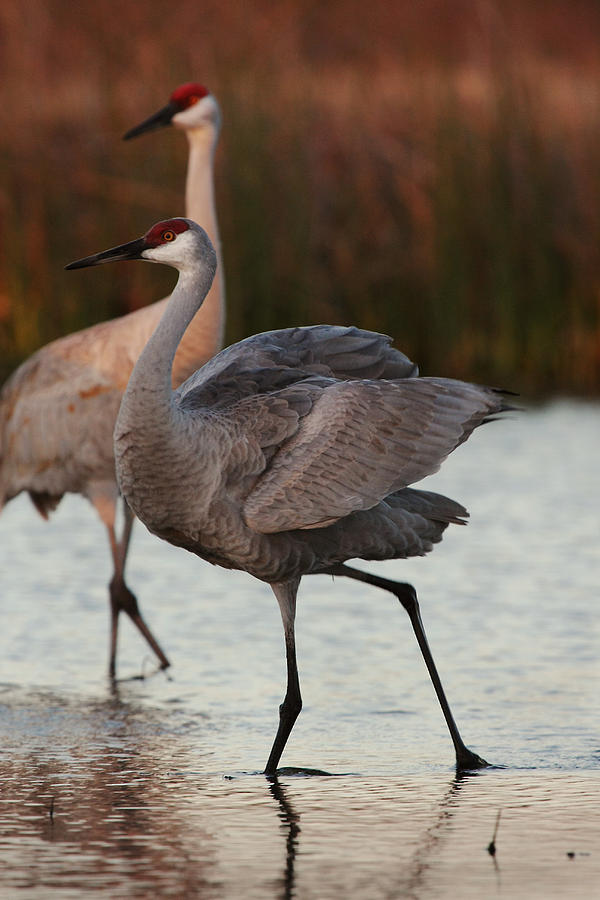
(0, 85), (225, 677)
(66, 218), (511, 772)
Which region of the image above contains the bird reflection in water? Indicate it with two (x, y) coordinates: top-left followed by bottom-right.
(263, 768), (497, 900)
(267, 776), (302, 900)
(0, 687), (215, 894)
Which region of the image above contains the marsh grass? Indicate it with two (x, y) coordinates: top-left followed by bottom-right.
(1, 0), (599, 394)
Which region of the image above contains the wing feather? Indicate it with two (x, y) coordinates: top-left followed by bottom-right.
(243, 377), (509, 534)
(176, 324), (417, 402)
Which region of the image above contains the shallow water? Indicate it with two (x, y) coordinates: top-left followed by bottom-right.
(0, 399), (598, 897)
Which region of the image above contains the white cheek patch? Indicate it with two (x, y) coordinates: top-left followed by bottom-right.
(173, 96), (217, 129)
(143, 229), (196, 265)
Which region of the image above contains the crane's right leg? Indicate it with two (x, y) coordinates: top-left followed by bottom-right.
(326, 563), (488, 772)
(106, 499), (170, 678)
(265, 579), (303, 775)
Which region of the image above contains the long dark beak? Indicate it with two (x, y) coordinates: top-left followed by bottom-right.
(65, 237), (147, 270)
(123, 101), (179, 140)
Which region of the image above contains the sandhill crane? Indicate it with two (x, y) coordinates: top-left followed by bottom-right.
(0, 85), (225, 677)
(67, 218), (511, 773)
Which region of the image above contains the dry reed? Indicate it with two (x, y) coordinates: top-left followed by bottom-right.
(1, 0), (599, 394)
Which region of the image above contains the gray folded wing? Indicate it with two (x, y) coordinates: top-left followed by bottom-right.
(243, 377), (508, 534)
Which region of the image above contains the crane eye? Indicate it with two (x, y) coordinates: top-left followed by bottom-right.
(187, 95), (200, 107)
(162, 230), (176, 242)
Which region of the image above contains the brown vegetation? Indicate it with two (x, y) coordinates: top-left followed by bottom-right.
(1, 0), (599, 394)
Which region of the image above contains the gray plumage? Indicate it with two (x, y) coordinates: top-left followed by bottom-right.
(68, 218), (512, 773)
(141, 333), (501, 584)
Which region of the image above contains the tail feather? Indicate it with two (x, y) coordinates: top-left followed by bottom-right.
(29, 491), (62, 520)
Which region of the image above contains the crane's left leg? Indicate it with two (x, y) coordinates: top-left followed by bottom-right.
(265, 579), (303, 775)
(106, 499), (170, 678)
(327, 564), (488, 771)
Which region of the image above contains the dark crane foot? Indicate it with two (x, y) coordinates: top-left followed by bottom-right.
(265, 766), (334, 778)
(326, 564), (494, 772)
(109, 577), (171, 677)
(455, 746), (489, 771)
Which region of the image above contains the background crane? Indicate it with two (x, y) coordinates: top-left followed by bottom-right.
(0, 84), (225, 677)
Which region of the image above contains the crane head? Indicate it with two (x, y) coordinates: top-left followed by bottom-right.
(65, 218), (216, 273)
(123, 83), (215, 140)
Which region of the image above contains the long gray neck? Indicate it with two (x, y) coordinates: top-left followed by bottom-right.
(172, 127), (225, 384)
(114, 256), (216, 525)
(121, 261), (216, 421)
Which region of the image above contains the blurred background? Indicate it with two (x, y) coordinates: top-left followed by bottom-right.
(1, 0), (599, 396)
